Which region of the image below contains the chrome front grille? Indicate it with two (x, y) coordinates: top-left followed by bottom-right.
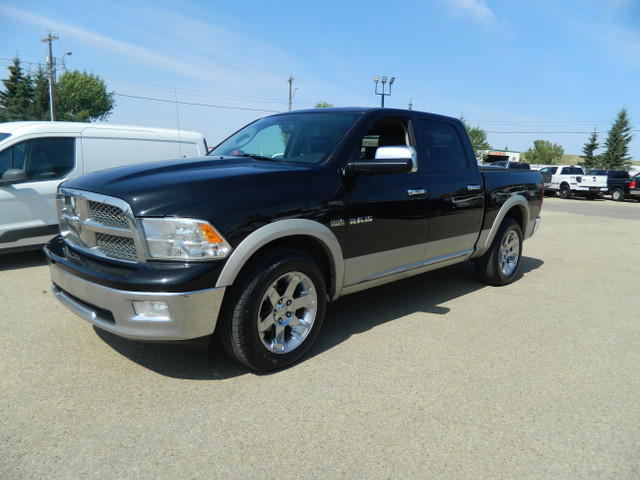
(89, 201), (130, 228)
(57, 187), (145, 263)
(96, 233), (138, 261)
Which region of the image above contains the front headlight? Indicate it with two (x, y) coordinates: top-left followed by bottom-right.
(141, 218), (231, 261)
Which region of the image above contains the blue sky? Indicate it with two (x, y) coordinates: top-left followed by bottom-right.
(1, 0), (639, 159)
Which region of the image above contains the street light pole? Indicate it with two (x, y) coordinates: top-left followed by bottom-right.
(373, 75), (395, 108)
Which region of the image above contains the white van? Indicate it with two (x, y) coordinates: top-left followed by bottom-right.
(0, 122), (208, 253)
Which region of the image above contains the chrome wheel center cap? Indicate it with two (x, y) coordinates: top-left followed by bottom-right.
(272, 297), (294, 325)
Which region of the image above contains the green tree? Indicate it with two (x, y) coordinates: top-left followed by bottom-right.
(581, 129), (600, 169)
(314, 101), (333, 108)
(460, 115), (491, 161)
(525, 139), (564, 165)
(0, 57), (34, 122)
(55, 70), (115, 122)
(602, 107), (633, 169)
(31, 65), (50, 121)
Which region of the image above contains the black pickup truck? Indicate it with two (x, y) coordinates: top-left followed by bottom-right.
(44, 108), (543, 371)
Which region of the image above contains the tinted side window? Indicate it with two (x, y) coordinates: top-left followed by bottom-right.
(417, 120), (468, 171)
(359, 117), (411, 160)
(18, 137), (75, 180)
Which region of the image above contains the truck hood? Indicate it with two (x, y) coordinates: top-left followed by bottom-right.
(64, 157), (315, 216)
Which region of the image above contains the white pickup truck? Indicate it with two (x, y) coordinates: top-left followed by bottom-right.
(538, 165), (607, 199)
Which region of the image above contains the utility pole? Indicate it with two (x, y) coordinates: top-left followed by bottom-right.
(41, 31), (59, 121)
(287, 75), (294, 111)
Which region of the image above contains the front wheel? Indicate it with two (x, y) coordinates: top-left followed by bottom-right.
(560, 184), (572, 199)
(218, 249), (326, 371)
(474, 218), (523, 286)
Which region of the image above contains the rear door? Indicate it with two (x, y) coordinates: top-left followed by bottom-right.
(415, 118), (484, 263)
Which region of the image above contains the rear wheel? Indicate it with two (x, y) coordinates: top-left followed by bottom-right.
(474, 218), (523, 286)
(218, 249), (326, 371)
(611, 187), (624, 201)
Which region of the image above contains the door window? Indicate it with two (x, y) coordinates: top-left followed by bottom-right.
(417, 121), (468, 171)
(359, 118), (412, 160)
(1, 137), (75, 181)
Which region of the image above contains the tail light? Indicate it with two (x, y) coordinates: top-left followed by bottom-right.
(631, 180), (637, 189)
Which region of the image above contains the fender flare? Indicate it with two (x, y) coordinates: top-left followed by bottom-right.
(215, 219), (345, 299)
(472, 195), (531, 259)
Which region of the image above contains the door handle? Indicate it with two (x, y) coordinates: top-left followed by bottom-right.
(467, 184), (482, 192)
(407, 189), (426, 196)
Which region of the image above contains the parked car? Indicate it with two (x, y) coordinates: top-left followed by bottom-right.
(629, 172), (640, 201)
(538, 165), (607, 199)
(489, 161), (531, 170)
(584, 169), (632, 201)
(0, 122), (208, 253)
(45, 107), (543, 371)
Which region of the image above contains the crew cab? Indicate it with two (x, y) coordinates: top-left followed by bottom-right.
(44, 108), (543, 371)
(538, 165), (607, 199)
(583, 169), (632, 201)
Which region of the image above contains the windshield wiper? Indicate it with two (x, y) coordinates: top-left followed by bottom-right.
(241, 154), (281, 162)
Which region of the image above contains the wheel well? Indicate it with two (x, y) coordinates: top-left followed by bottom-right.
(233, 235), (334, 298)
(504, 205), (524, 230)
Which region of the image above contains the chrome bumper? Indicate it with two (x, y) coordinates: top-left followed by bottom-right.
(530, 216), (542, 238)
(50, 263), (225, 341)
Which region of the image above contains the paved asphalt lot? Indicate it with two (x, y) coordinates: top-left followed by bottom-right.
(1, 197), (638, 479)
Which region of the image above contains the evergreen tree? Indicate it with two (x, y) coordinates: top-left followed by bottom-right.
(31, 65), (50, 121)
(603, 107), (633, 169)
(0, 57), (34, 122)
(581, 129), (600, 169)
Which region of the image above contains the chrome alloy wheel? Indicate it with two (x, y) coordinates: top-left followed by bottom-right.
(257, 271), (318, 354)
(499, 229), (520, 277)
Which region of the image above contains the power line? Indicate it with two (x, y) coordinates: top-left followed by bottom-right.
(113, 93), (281, 113)
(486, 130), (640, 134)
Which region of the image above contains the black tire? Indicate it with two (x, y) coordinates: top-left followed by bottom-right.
(559, 183), (572, 199)
(474, 218), (523, 286)
(217, 249), (326, 371)
(611, 187), (624, 202)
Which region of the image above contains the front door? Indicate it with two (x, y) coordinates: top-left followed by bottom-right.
(341, 115), (430, 287)
(0, 137), (76, 249)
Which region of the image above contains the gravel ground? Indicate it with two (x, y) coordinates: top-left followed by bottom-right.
(1, 197), (638, 479)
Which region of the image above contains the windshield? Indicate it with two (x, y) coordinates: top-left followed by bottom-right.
(208, 112), (359, 165)
(0, 133), (10, 143)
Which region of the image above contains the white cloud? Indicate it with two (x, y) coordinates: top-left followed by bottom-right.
(445, 0), (496, 23)
(1, 5), (294, 84)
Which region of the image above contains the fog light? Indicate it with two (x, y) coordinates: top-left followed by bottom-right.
(133, 301), (170, 320)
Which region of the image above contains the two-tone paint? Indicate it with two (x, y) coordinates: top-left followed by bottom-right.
(44, 107), (543, 344)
